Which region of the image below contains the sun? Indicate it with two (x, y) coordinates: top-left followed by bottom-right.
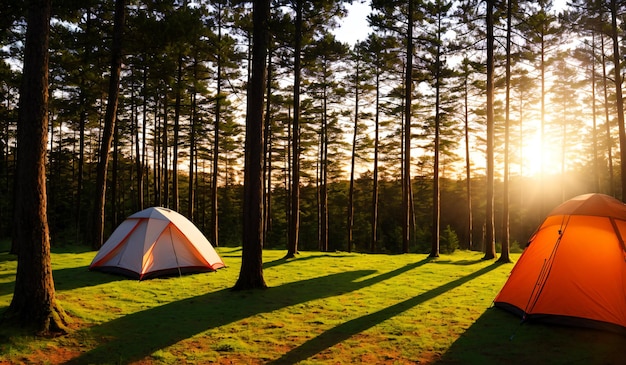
(520, 129), (558, 178)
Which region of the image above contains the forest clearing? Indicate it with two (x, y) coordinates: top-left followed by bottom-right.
(7, 0), (626, 354)
(2, 246), (625, 364)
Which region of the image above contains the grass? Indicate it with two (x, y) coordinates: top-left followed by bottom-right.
(1, 247), (626, 364)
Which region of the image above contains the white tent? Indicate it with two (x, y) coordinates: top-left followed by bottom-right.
(89, 207), (225, 280)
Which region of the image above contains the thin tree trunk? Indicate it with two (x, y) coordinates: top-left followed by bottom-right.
(484, 0), (496, 260)
(286, 0), (302, 259)
(92, 0), (126, 249)
(172, 54), (183, 212)
(112, 121), (119, 227)
(133, 71), (143, 212)
(320, 88), (328, 252)
(75, 8), (92, 240)
(162, 94), (169, 207)
(430, 16), (442, 258)
(348, 60), (359, 254)
(539, 10), (547, 218)
(189, 76), (197, 219)
(601, 35), (615, 196)
(498, 0), (512, 263)
(263, 45), (273, 244)
(402, 0), (413, 254)
(212, 14), (223, 246)
(138, 61), (148, 211)
(464, 67), (473, 251)
(371, 69), (380, 253)
(610, 0), (626, 201)
(591, 33), (600, 193)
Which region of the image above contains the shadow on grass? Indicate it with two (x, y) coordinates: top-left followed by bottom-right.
(436, 308), (626, 365)
(65, 259), (429, 364)
(268, 261), (503, 364)
(0, 253), (15, 264)
(263, 253), (356, 270)
(0, 265), (125, 298)
(436, 259), (489, 266)
(53, 266), (125, 291)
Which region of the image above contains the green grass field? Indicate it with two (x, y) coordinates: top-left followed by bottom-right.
(1, 247), (626, 364)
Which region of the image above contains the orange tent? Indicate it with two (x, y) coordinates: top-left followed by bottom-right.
(494, 193), (626, 333)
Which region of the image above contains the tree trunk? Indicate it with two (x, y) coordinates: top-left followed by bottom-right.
(464, 65), (473, 251)
(233, 0), (269, 290)
(483, 0), (496, 260)
(212, 15), (223, 247)
(75, 8), (92, 241)
(610, 0), (626, 201)
(402, 0), (413, 254)
(92, 0), (126, 249)
(371, 69), (380, 253)
(189, 72), (198, 220)
(348, 60), (359, 254)
(2, 0), (68, 335)
(112, 121), (119, 227)
(161, 94), (170, 208)
(591, 33), (599, 193)
(263, 45), (273, 244)
(172, 54), (183, 212)
(430, 21), (442, 258)
(601, 35), (615, 196)
(320, 90), (328, 252)
(137, 61), (148, 211)
(498, 0), (512, 264)
(286, 0), (302, 259)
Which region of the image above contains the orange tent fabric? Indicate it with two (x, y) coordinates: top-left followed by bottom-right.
(494, 193), (626, 333)
(89, 207), (225, 280)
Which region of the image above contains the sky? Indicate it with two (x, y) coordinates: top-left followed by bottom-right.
(333, 1), (372, 45)
(334, 0), (569, 46)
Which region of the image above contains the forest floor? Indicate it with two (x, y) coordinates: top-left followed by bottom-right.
(1, 246), (625, 364)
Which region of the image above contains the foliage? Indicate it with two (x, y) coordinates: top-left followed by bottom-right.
(0, 0), (621, 258)
(440, 225), (459, 254)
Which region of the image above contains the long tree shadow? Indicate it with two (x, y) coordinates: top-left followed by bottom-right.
(53, 266), (125, 291)
(268, 261), (503, 365)
(0, 252), (15, 264)
(0, 280), (14, 298)
(262, 253), (358, 270)
(436, 308), (626, 365)
(65, 258), (430, 364)
(1, 265), (128, 297)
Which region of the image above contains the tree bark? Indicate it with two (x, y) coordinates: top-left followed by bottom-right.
(233, 0), (269, 290)
(286, 0), (302, 259)
(498, 0), (512, 263)
(2, 0), (68, 335)
(92, 0), (126, 249)
(172, 54), (183, 212)
(430, 14), (442, 258)
(483, 0), (497, 260)
(402, 0), (413, 254)
(463, 62), (473, 251)
(212, 10), (223, 246)
(371, 65), (380, 253)
(348, 58), (359, 254)
(601, 35), (615, 196)
(609, 0), (626, 202)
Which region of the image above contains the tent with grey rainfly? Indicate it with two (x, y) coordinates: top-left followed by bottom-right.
(89, 207), (225, 280)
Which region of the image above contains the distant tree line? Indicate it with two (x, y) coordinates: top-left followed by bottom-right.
(0, 0), (623, 257)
